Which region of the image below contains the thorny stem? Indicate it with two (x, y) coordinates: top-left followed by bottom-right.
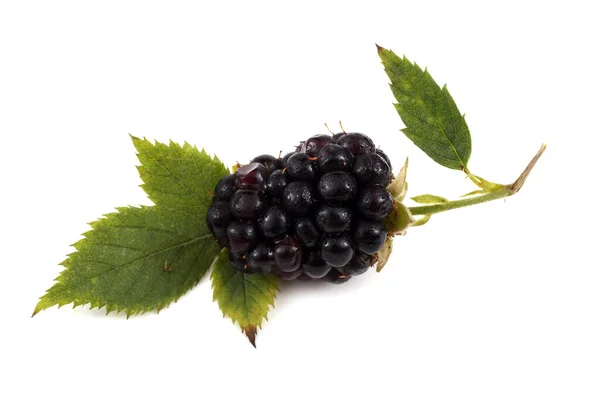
(408, 144), (546, 216)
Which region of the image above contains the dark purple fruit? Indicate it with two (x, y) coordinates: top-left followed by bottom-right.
(275, 268), (304, 280)
(234, 162), (268, 191)
(251, 154), (282, 173)
(282, 181), (317, 217)
(302, 134), (334, 157)
(337, 132), (376, 155)
(229, 251), (246, 272)
(318, 172), (357, 201)
(341, 252), (372, 276)
(259, 205), (291, 239)
(353, 220), (387, 254)
(316, 205), (352, 233)
(294, 217), (320, 248)
(352, 152), (391, 186)
(355, 185), (393, 220)
(281, 152), (295, 167)
(274, 236), (303, 272)
(230, 190), (267, 220)
(285, 153), (318, 181)
(302, 251), (331, 279)
(266, 169), (287, 197)
(324, 268), (352, 284)
(214, 174), (236, 201)
(331, 132), (345, 142)
(227, 221), (258, 254)
(206, 201), (232, 236)
(317, 144), (354, 173)
(320, 234), (354, 267)
(376, 149), (392, 178)
(246, 243), (274, 273)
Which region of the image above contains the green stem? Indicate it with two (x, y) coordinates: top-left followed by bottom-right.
(409, 187), (509, 216)
(408, 144), (546, 217)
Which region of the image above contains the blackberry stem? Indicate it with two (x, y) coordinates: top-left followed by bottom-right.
(408, 144), (546, 216)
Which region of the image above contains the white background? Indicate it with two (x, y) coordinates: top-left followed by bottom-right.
(1, 1), (599, 399)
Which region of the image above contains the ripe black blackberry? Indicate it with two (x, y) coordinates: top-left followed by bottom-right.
(206, 131), (394, 282)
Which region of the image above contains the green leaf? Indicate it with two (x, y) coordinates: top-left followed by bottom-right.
(211, 249), (279, 347)
(411, 194), (448, 204)
(376, 237), (393, 273)
(378, 46), (472, 171)
(467, 174), (505, 193)
(411, 214), (432, 227)
(33, 206), (221, 317)
(132, 135), (229, 214)
(387, 157), (409, 201)
(461, 189), (486, 197)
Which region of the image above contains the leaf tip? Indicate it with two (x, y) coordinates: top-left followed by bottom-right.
(31, 302), (43, 318)
(244, 326), (257, 348)
(375, 43), (384, 53)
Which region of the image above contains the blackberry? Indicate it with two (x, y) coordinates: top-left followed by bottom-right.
(274, 236), (303, 272)
(340, 252), (372, 276)
(324, 268), (352, 284)
(356, 185), (393, 220)
(214, 174), (236, 201)
(318, 144), (354, 173)
(235, 162), (268, 191)
(318, 171), (357, 201)
(320, 233), (354, 267)
(337, 132), (376, 155)
(302, 134), (334, 157)
(246, 243), (274, 273)
(207, 130), (395, 283)
(282, 181), (317, 217)
(286, 153), (318, 181)
(353, 220), (387, 254)
(259, 205), (291, 239)
(302, 251), (331, 279)
(251, 154), (282, 173)
(266, 170), (287, 197)
(294, 217), (320, 247)
(227, 220), (258, 254)
(352, 152), (391, 186)
(316, 205), (352, 233)
(230, 190), (268, 220)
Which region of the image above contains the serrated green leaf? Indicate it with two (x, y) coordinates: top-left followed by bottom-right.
(378, 46), (471, 171)
(131, 135), (229, 214)
(34, 206), (221, 317)
(411, 194), (448, 204)
(211, 249), (279, 347)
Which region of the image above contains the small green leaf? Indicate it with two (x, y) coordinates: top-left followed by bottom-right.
(411, 214), (432, 227)
(132, 135), (229, 214)
(411, 194), (448, 204)
(376, 238), (393, 273)
(378, 46), (471, 171)
(468, 174), (505, 193)
(461, 189), (486, 197)
(211, 249), (279, 347)
(33, 206), (221, 317)
(387, 157), (409, 201)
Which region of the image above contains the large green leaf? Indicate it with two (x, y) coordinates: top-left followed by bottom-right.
(211, 249), (279, 347)
(33, 206), (221, 317)
(132, 135), (229, 214)
(378, 46), (472, 171)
